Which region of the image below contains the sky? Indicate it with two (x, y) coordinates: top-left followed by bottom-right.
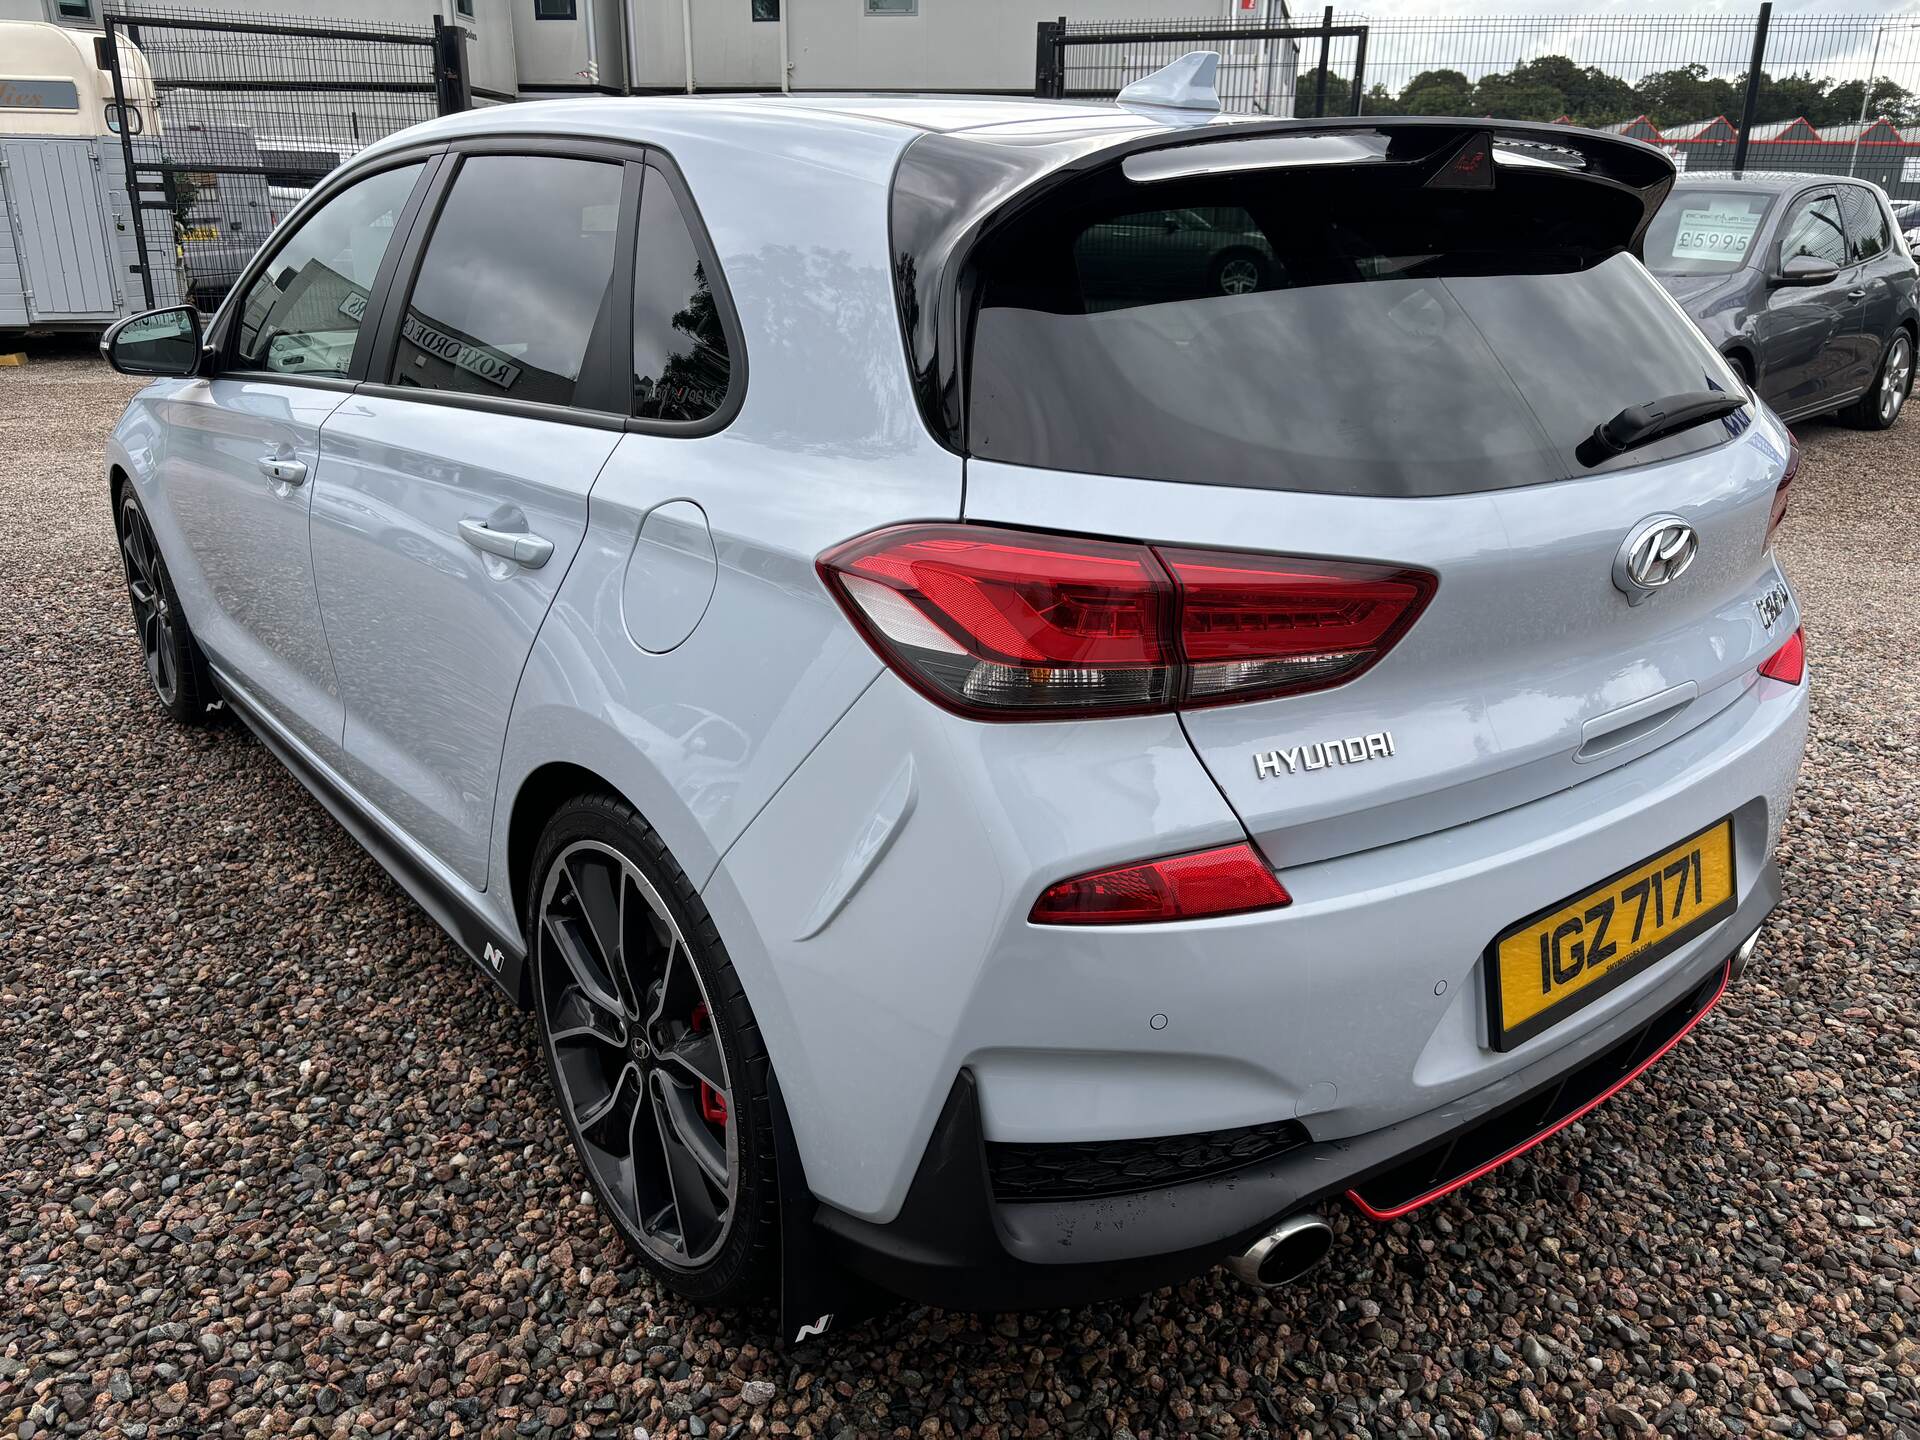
(1303, 1), (1920, 91)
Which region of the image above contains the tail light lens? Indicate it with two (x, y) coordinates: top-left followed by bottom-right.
(1767, 432), (1799, 544)
(820, 524), (1435, 720)
(1758, 626), (1805, 685)
(1029, 842), (1291, 925)
(1160, 548), (1436, 704)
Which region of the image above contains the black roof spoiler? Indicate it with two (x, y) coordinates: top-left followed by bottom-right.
(891, 115), (1678, 451)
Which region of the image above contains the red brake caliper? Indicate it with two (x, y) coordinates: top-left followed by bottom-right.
(689, 1003), (728, 1126)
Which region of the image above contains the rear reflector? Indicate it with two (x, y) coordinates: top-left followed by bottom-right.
(1758, 626), (1805, 685)
(1767, 432), (1799, 544)
(1029, 843), (1291, 925)
(820, 524), (1435, 720)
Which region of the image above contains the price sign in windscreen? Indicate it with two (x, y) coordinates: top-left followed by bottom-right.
(1671, 203), (1763, 263)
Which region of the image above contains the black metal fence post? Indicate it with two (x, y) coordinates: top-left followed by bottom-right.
(1349, 24), (1368, 115)
(1313, 5), (1332, 117)
(101, 18), (156, 310)
(433, 16), (471, 116)
(1034, 17), (1065, 100)
(1733, 2), (1772, 175)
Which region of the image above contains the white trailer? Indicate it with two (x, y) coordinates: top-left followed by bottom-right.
(1, 20), (174, 334)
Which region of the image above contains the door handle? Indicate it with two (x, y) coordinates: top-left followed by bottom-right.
(257, 454), (306, 485)
(1847, 288), (1868, 300)
(459, 517), (554, 569)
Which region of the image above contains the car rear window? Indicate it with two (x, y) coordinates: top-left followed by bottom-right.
(1644, 189), (1773, 275)
(966, 163), (1745, 498)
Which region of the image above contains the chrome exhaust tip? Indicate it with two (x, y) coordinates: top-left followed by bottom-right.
(1728, 925), (1764, 982)
(1227, 1213), (1334, 1289)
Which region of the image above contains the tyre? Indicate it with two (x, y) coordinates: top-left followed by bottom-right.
(115, 487), (218, 725)
(528, 793), (776, 1304)
(1207, 247), (1269, 297)
(1724, 352), (1752, 391)
(1843, 329), (1913, 430)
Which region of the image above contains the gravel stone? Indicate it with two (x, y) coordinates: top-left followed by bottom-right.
(4, 343), (1918, 1439)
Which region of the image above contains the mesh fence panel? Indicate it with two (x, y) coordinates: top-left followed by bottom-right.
(1050, 10), (1920, 199)
(105, 3), (445, 309)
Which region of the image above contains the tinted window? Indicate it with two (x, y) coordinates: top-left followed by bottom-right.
(1839, 186), (1891, 261)
(233, 162), (422, 376)
(1644, 189), (1772, 275)
(632, 168), (732, 423)
(389, 155), (621, 408)
(534, 0), (573, 17)
(968, 168), (1743, 497)
(1779, 195), (1848, 268)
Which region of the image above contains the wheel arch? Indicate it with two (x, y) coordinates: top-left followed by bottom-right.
(1721, 341), (1758, 388)
(506, 759), (629, 939)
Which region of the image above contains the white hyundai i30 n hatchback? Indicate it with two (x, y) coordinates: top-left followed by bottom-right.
(101, 69), (1808, 1334)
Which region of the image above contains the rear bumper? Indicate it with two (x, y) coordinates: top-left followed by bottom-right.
(816, 864), (1773, 1311)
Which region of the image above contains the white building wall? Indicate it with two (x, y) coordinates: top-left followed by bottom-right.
(627, 0), (1254, 95)
(0, 0), (518, 106)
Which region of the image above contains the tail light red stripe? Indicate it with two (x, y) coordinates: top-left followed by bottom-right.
(1346, 959), (1731, 1223)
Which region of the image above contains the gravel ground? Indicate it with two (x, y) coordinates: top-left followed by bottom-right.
(2, 343), (1916, 1440)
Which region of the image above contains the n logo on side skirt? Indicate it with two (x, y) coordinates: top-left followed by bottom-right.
(794, 1314), (834, 1342)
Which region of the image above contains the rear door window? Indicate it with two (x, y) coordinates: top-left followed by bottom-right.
(388, 154), (622, 409)
(966, 165), (1744, 498)
(1838, 186), (1891, 262)
(631, 166), (734, 423)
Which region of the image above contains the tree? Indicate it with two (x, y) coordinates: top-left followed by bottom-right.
(1397, 68), (1475, 116)
(1633, 63), (1742, 128)
(1294, 70), (1350, 117)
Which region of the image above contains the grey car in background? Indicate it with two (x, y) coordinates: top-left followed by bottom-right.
(1646, 171), (1919, 428)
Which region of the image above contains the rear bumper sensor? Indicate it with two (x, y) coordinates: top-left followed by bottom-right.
(1346, 958), (1730, 1222)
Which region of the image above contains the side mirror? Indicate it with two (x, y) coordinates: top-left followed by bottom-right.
(1775, 254), (1840, 289)
(100, 305), (204, 377)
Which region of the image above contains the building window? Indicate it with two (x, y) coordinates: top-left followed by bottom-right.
(534, 0), (574, 19)
(752, 0), (779, 19)
(456, 0), (473, 15)
(864, 0), (916, 13)
(55, 0), (94, 20)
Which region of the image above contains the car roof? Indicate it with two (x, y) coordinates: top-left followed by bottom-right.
(1673, 169), (1882, 195)
(354, 91), (1324, 171)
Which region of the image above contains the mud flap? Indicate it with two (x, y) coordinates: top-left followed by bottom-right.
(771, 1073), (890, 1346)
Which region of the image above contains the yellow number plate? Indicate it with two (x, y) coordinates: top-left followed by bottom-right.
(1487, 818), (1736, 1051)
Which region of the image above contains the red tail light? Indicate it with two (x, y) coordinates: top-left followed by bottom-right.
(1758, 626), (1805, 685)
(1767, 432), (1799, 544)
(1029, 842), (1291, 925)
(820, 524), (1435, 720)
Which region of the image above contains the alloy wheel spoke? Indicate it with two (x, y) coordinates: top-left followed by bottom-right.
(655, 1071), (729, 1188)
(652, 1075), (724, 1251)
(544, 913), (624, 1019)
(645, 938), (699, 1031)
(565, 853), (625, 986)
(661, 1026), (725, 1093)
(548, 983), (626, 1049)
(574, 1058), (642, 1137)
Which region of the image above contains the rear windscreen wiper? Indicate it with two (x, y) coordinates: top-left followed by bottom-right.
(1576, 390), (1746, 468)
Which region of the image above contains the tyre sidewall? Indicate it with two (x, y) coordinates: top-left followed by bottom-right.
(527, 794), (775, 1304)
(116, 488), (212, 725)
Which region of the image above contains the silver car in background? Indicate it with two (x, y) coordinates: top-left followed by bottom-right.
(100, 94), (1807, 1334)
